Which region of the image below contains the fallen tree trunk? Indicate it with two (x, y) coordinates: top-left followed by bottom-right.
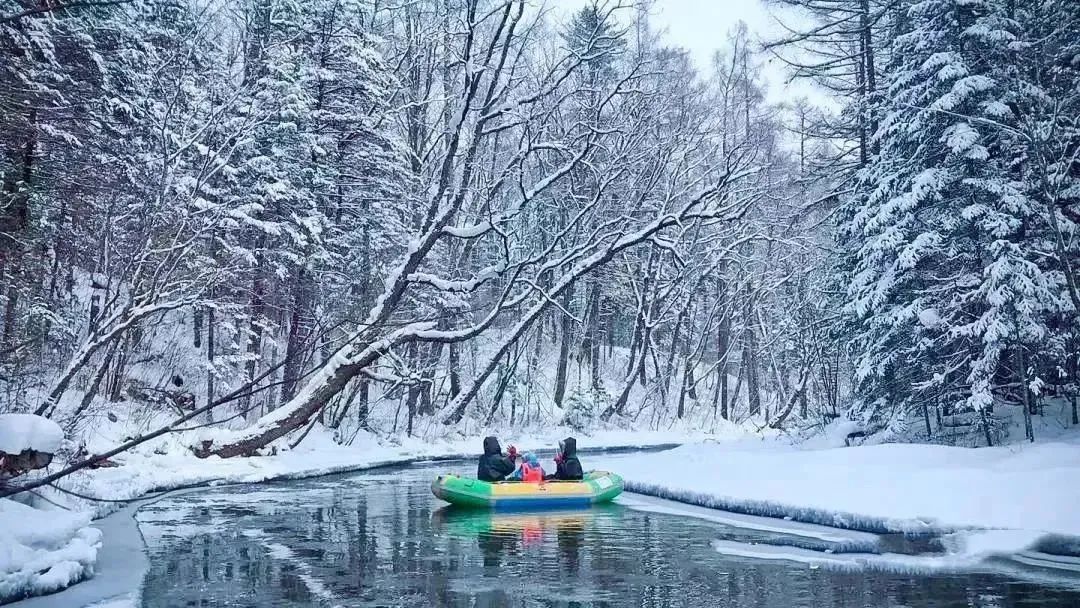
(768, 367), (810, 430)
(0, 359), (288, 500)
(192, 323), (434, 458)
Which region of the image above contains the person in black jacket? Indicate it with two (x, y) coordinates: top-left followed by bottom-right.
(548, 436), (584, 481)
(477, 436), (517, 482)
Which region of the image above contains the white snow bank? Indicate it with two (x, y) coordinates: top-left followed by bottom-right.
(607, 440), (1080, 536)
(57, 425), (701, 514)
(0, 414), (64, 455)
(711, 529), (1049, 575)
(0, 499), (102, 602)
(615, 492), (880, 550)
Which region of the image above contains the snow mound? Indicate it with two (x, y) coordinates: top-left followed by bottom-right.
(612, 440), (1080, 536)
(0, 414), (64, 455)
(0, 499), (102, 602)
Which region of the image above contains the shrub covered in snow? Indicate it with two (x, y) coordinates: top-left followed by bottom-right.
(561, 387), (608, 432)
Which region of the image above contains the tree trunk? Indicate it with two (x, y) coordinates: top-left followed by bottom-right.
(604, 325), (650, 421)
(196, 322), (426, 458)
(2, 283), (18, 348)
(1071, 349), (1079, 425)
(281, 268), (312, 404)
(553, 284), (575, 407)
(661, 312), (684, 408)
(922, 399), (932, 438)
(981, 408), (994, 447)
(206, 304), (215, 423)
(0, 110), (35, 349)
(243, 259), (267, 418)
(730, 352), (745, 417)
(744, 306), (761, 416)
(585, 278), (601, 389)
(404, 342), (420, 435)
(716, 273), (730, 420)
(676, 361), (690, 419)
(1018, 347), (1034, 443)
(193, 307), (202, 349)
(405, 386), (418, 436)
(769, 368), (809, 429)
(418, 342), (437, 416)
(859, 0), (878, 154)
(447, 342), (461, 400)
(107, 335), (131, 403)
(487, 350), (519, 424)
(523, 326), (544, 425)
(356, 380), (370, 431)
(69, 342), (118, 427)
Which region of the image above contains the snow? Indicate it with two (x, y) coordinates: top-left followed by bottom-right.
(83, 426), (699, 502)
(4, 424), (698, 605)
(616, 492), (880, 550)
(0, 414), (64, 455)
(0, 499), (102, 602)
(15, 409), (1080, 606)
(604, 439), (1080, 537)
(917, 307), (942, 328)
(708, 528), (1054, 579)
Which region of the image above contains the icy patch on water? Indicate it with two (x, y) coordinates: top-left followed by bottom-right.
(1010, 551), (1080, 573)
(941, 529), (1043, 558)
(618, 493), (881, 551)
(711, 538), (1001, 574)
(713, 527), (1080, 589)
(85, 596), (137, 608)
(624, 479), (941, 535)
(242, 529), (343, 607)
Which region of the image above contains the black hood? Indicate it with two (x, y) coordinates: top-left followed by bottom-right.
(483, 436), (501, 455)
(560, 436), (577, 457)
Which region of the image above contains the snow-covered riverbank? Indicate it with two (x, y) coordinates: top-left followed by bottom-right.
(8, 417), (1080, 606)
(1, 426), (707, 605)
(602, 437), (1080, 538)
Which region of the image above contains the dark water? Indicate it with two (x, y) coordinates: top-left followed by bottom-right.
(136, 462), (1080, 608)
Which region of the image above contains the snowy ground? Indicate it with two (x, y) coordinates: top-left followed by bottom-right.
(0, 500), (101, 603)
(598, 434), (1080, 561)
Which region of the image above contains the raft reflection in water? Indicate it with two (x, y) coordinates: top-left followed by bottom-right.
(431, 506), (620, 572)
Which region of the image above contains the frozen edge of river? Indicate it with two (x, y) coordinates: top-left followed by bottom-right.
(7, 440), (681, 608)
(614, 487), (1080, 590)
(17, 437), (1080, 607)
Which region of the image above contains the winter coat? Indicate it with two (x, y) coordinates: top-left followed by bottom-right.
(477, 436), (516, 482)
(548, 437), (584, 481)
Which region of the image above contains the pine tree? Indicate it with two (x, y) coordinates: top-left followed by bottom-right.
(845, 0), (1063, 441)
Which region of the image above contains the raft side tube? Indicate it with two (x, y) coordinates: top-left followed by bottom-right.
(431, 471), (623, 509)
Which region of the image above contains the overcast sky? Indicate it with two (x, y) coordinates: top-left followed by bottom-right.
(550, 0), (825, 106)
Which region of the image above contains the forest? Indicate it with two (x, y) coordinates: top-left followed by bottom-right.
(0, 0), (1077, 462)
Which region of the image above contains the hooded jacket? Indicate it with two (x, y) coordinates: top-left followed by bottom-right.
(549, 436), (584, 481)
(477, 436), (516, 482)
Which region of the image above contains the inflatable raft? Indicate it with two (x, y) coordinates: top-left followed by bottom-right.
(431, 471), (623, 510)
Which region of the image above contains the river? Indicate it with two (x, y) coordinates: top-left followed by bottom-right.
(135, 460), (1080, 607)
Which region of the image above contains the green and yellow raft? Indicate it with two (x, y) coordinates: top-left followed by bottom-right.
(431, 471), (623, 510)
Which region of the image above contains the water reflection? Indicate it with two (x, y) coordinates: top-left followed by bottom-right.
(137, 465), (1080, 608)
(432, 507), (602, 573)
